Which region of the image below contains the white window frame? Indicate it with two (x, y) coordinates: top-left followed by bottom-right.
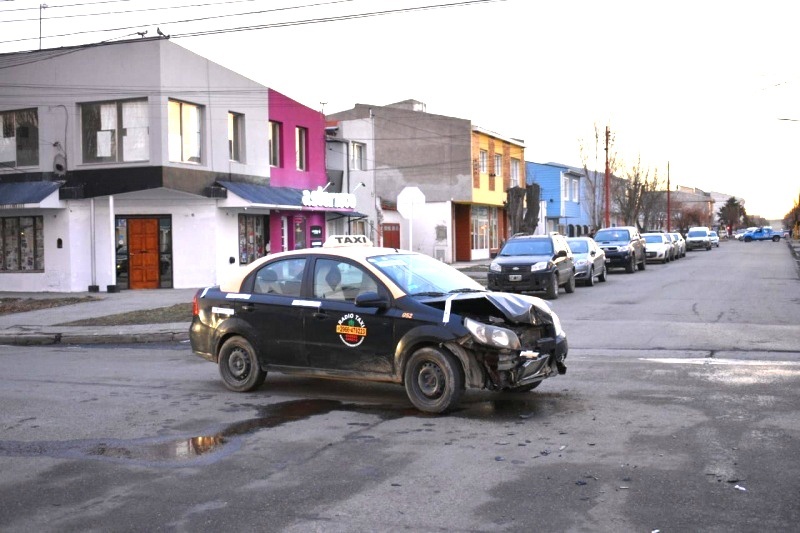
(295, 126), (307, 171)
(269, 121), (281, 167)
(81, 99), (149, 164)
(168, 99), (202, 164)
(479, 150), (487, 173)
(572, 178), (579, 202)
(562, 176), (569, 200)
(494, 154), (502, 177)
(510, 158), (520, 187)
(228, 112), (245, 163)
(351, 141), (366, 170)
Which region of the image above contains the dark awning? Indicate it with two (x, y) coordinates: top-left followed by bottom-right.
(216, 180), (365, 216)
(0, 181), (63, 207)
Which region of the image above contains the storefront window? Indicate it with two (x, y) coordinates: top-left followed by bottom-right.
(471, 206), (489, 250)
(115, 218), (128, 287)
(238, 214), (267, 264)
(159, 217), (172, 288)
(0, 216), (44, 272)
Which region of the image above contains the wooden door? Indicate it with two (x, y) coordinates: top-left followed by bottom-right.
(382, 223), (400, 248)
(128, 218), (159, 289)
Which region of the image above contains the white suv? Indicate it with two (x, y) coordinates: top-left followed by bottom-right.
(685, 226), (712, 251)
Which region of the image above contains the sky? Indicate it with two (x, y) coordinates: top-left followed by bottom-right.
(2, 0), (799, 220)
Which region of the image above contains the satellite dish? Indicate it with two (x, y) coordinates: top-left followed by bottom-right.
(53, 153), (67, 177)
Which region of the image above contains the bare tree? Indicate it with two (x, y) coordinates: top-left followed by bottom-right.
(506, 183), (540, 235)
(579, 124), (620, 231)
(613, 156), (662, 228)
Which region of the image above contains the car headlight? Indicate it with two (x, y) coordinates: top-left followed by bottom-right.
(618, 245), (630, 252)
(489, 262), (501, 272)
(464, 317), (521, 350)
(531, 261), (550, 272)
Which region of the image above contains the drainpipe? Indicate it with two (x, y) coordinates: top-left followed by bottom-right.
(89, 198), (99, 292)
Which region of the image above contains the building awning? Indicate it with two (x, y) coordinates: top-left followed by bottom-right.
(216, 180), (366, 217)
(0, 181), (64, 209)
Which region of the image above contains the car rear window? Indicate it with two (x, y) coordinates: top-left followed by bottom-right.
(644, 235), (664, 243)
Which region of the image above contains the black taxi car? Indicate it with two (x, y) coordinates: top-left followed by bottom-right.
(189, 236), (568, 414)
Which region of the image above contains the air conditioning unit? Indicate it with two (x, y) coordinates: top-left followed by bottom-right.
(205, 185), (227, 198)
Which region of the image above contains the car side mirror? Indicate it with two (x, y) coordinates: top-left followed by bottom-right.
(355, 291), (389, 310)
(590, 250), (596, 256)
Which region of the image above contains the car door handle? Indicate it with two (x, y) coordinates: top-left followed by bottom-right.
(312, 311), (329, 320)
(241, 304), (255, 312)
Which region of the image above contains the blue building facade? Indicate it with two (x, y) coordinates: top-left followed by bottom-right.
(526, 162), (592, 236)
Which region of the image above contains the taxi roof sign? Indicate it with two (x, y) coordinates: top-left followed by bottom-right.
(323, 235), (373, 247)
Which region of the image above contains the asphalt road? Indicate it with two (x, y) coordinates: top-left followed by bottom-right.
(0, 240), (798, 532)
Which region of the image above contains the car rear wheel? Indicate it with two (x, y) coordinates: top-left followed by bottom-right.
(598, 264), (607, 282)
(404, 347), (464, 414)
(638, 255), (646, 270)
(586, 267), (595, 287)
(545, 272), (559, 299)
(772, 236), (780, 242)
(218, 336), (266, 392)
(565, 272), (576, 293)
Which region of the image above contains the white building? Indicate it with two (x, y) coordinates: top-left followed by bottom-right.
(1, 38), (356, 293)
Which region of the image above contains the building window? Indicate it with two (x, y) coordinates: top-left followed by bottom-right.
(0, 216), (44, 272)
(295, 126), (308, 171)
(479, 150), (487, 173)
(228, 112), (244, 162)
(238, 214), (267, 265)
(572, 178), (579, 202)
(471, 206), (498, 250)
(494, 154), (502, 177)
(562, 176), (569, 200)
(351, 142), (366, 170)
(0, 109), (39, 168)
(81, 99), (148, 163)
(269, 121), (282, 167)
(168, 100), (202, 163)
(510, 158), (520, 187)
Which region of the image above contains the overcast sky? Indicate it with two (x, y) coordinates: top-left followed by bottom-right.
(2, 0), (798, 220)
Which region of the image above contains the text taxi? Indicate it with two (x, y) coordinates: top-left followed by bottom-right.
(189, 236), (568, 413)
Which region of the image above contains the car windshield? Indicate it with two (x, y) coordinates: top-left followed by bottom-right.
(644, 235), (664, 243)
(594, 229), (629, 241)
(499, 239), (553, 256)
(368, 253), (484, 296)
(567, 240), (589, 253)
(688, 230), (707, 237)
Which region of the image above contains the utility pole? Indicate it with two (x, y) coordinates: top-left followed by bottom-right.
(604, 126), (610, 227)
(666, 161), (671, 232)
(39, 4), (48, 50)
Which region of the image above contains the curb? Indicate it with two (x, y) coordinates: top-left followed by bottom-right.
(0, 330), (190, 346)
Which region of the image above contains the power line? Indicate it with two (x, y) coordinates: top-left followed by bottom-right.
(0, 0), (132, 13)
(0, 0), (506, 45)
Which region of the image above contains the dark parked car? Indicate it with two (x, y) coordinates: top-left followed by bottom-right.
(566, 236), (607, 286)
(488, 233), (576, 299)
(592, 226), (646, 273)
(190, 236), (568, 414)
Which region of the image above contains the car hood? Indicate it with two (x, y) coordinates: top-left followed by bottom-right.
(421, 291), (554, 325)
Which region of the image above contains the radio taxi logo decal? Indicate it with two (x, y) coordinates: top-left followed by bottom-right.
(336, 313), (367, 347)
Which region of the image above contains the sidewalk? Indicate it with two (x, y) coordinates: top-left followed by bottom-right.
(0, 288), (197, 346)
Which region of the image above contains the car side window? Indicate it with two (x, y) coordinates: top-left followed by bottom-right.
(313, 259), (377, 302)
(253, 258), (306, 297)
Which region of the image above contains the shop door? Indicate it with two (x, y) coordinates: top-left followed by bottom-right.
(129, 218), (159, 289)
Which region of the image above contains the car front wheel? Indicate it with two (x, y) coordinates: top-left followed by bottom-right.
(218, 336), (266, 392)
(586, 267), (595, 287)
(404, 347), (464, 414)
(625, 256), (635, 274)
(545, 272), (559, 299)
(598, 264), (607, 282)
(565, 272), (576, 293)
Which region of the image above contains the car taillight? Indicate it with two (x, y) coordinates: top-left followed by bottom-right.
(192, 293), (199, 316)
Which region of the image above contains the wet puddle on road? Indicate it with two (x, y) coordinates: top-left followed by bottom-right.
(0, 393), (577, 467)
